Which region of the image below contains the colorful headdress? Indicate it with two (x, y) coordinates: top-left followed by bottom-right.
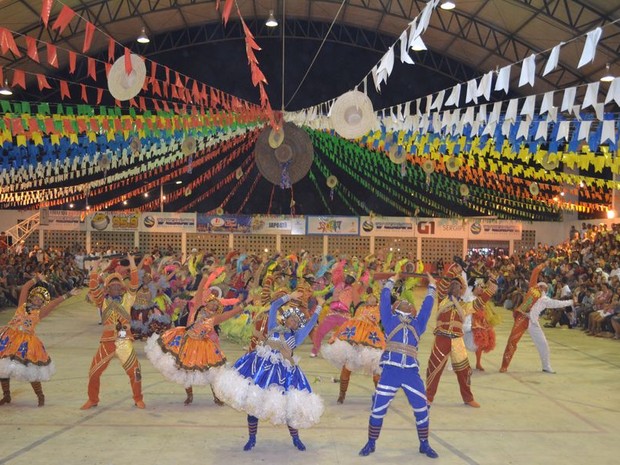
(28, 285), (51, 306)
(104, 272), (126, 287)
(281, 306), (307, 327)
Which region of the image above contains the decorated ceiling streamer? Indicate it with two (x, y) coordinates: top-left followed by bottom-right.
(310, 129), (578, 220)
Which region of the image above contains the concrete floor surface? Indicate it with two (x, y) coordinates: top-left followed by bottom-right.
(1, 290), (618, 465)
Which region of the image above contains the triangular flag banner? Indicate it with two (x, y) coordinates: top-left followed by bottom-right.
(604, 78), (620, 106)
(40, 0), (53, 28)
(83, 22), (95, 53)
(25, 36), (39, 63)
(582, 81), (599, 109)
(52, 5), (76, 34)
(444, 84), (461, 107)
(543, 42), (563, 76)
(561, 87), (576, 112)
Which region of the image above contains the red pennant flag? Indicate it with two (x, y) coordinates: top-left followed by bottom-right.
(41, 0), (53, 27)
(114, 99), (121, 108)
(83, 22), (95, 53)
(25, 36), (39, 62)
(163, 82), (169, 98)
(89, 118), (99, 132)
(164, 66), (170, 84)
(105, 62), (112, 76)
(129, 98), (137, 108)
(151, 79), (161, 96)
(108, 37), (115, 62)
(153, 99), (161, 111)
(0, 28), (21, 57)
(124, 47), (132, 74)
(81, 84), (88, 103)
(87, 57), (96, 80)
(171, 85), (179, 99)
(69, 51), (77, 74)
(139, 97), (147, 111)
(46, 43), (58, 68)
(149, 60), (157, 83)
(36, 73), (52, 91)
(97, 88), (103, 105)
(52, 5), (76, 34)
(77, 118), (87, 132)
(11, 69), (26, 89)
(162, 100), (170, 112)
(173, 102), (180, 113)
(174, 72), (183, 88)
(221, 0), (234, 25)
(60, 80), (71, 100)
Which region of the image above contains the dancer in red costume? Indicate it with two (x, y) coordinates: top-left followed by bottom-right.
(81, 254), (145, 410)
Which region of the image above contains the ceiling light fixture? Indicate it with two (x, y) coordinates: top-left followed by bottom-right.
(0, 79), (13, 96)
(600, 63), (614, 82)
(137, 27), (150, 44)
(440, 1), (456, 10)
(266, 10), (278, 27)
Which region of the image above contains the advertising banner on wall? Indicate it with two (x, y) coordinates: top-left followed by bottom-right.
(359, 216), (415, 237)
(139, 212), (197, 232)
(414, 218), (467, 238)
(247, 216), (305, 235)
(87, 211), (139, 232)
(306, 216), (359, 235)
(39, 210), (86, 231)
(196, 214), (252, 234)
(467, 220), (522, 240)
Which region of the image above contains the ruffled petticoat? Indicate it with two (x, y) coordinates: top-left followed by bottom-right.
(144, 330), (225, 388)
(212, 344), (324, 429)
(0, 327), (56, 382)
(320, 318), (385, 375)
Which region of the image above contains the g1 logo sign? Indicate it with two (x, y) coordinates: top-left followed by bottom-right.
(470, 222), (482, 235)
(417, 221), (435, 235)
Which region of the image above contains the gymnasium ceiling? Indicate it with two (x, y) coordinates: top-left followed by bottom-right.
(1, 0), (619, 220)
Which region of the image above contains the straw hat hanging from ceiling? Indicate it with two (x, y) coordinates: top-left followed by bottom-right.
(255, 122), (314, 186)
(107, 54), (147, 101)
(330, 90), (376, 139)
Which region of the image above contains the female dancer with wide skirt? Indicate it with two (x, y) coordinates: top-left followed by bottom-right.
(213, 290), (324, 451)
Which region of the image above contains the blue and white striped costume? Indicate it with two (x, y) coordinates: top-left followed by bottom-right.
(360, 279), (437, 458)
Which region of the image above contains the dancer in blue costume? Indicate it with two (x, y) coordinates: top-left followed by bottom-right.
(359, 272), (439, 459)
(213, 290), (324, 451)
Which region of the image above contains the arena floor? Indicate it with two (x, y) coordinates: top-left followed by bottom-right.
(1, 289), (618, 465)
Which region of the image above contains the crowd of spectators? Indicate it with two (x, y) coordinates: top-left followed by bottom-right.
(0, 242), (86, 310)
(478, 222), (620, 340)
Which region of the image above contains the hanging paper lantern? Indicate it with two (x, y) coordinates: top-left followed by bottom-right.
(182, 136), (197, 156)
(422, 160), (435, 175)
(235, 167), (243, 180)
(268, 126), (285, 149)
(446, 156), (461, 173)
(388, 145), (406, 165)
(216, 207), (224, 215)
(459, 184), (470, 197)
(529, 182), (540, 196)
(184, 186), (192, 197)
(326, 175), (338, 188)
(540, 153), (559, 171)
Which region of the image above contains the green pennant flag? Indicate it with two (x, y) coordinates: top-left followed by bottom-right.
(56, 103), (64, 115)
(12, 102), (22, 114)
(66, 106), (74, 116)
(21, 102), (31, 114)
(1, 100), (12, 113)
(37, 103), (50, 115)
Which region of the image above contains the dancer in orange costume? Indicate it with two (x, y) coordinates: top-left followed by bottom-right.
(1, 274), (77, 407)
(321, 293), (385, 404)
(145, 267), (243, 405)
(81, 254), (145, 410)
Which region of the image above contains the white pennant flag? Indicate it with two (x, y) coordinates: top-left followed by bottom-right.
(476, 71), (493, 100)
(540, 91), (554, 114)
(561, 87), (576, 112)
(399, 31), (415, 64)
(556, 121), (570, 141)
(505, 99), (518, 122)
(578, 120), (591, 141)
(517, 120), (530, 140)
(430, 90), (445, 111)
(582, 81), (600, 109)
(535, 120), (548, 140)
(495, 65), (511, 93)
(478, 104), (487, 123)
(593, 103), (604, 121)
(444, 84), (461, 107)
(519, 54), (536, 87)
(463, 106), (474, 126)
(578, 27), (602, 68)
(548, 107), (558, 122)
(604, 78), (620, 105)
(520, 95), (536, 121)
(489, 101), (502, 124)
(543, 43), (564, 76)
(465, 79), (478, 104)
(601, 120), (616, 144)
